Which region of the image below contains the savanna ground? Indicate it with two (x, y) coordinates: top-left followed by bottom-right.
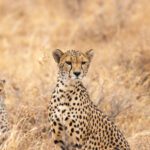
(0, 0), (150, 149)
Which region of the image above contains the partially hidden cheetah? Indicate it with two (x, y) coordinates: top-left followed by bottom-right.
(48, 49), (130, 150)
(0, 80), (9, 144)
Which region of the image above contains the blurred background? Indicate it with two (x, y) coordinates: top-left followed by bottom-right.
(0, 0), (150, 149)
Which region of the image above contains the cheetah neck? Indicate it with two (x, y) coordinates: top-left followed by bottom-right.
(52, 74), (91, 105)
(56, 75), (83, 90)
(0, 95), (5, 108)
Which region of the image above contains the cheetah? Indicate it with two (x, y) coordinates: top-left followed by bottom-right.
(0, 80), (9, 144)
(48, 49), (130, 150)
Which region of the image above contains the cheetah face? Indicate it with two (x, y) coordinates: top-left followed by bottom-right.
(53, 49), (94, 80)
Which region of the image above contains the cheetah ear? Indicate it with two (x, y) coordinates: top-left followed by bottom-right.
(86, 49), (94, 61)
(2, 80), (6, 84)
(53, 49), (64, 63)
(0, 80), (6, 84)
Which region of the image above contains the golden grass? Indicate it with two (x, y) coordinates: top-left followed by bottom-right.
(0, 0), (150, 149)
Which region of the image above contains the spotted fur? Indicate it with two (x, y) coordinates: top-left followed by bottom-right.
(0, 80), (9, 144)
(48, 49), (130, 150)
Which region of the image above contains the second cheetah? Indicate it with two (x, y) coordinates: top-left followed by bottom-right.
(0, 80), (9, 144)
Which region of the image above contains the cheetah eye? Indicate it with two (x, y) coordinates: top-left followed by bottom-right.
(65, 61), (72, 65)
(81, 61), (87, 65)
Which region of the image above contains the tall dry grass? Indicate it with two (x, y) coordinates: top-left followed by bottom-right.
(0, 0), (150, 149)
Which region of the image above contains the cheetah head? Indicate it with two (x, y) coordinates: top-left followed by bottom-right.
(0, 80), (5, 97)
(53, 49), (94, 80)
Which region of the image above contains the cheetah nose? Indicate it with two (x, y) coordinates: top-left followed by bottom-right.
(73, 72), (81, 77)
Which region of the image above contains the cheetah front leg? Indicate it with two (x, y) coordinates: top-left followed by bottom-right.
(51, 121), (68, 150)
(48, 101), (67, 149)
